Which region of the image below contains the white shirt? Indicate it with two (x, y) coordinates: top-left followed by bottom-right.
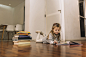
(42, 33), (60, 44)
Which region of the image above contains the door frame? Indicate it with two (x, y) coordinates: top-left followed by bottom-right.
(60, 0), (65, 41)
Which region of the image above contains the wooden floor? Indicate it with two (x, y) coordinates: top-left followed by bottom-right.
(0, 41), (86, 57)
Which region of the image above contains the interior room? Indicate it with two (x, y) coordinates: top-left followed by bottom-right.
(0, 0), (25, 40)
(1, 0), (86, 57)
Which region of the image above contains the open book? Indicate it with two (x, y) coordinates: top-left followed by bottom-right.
(56, 41), (82, 45)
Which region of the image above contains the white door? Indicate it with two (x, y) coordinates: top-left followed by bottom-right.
(45, 0), (62, 36)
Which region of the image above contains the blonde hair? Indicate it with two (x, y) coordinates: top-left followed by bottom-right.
(47, 23), (61, 40)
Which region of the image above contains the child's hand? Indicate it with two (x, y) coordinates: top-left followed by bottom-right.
(54, 40), (58, 44)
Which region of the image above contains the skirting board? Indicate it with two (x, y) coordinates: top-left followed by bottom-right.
(66, 37), (86, 41)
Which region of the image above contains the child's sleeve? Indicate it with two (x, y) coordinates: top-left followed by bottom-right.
(47, 33), (55, 44)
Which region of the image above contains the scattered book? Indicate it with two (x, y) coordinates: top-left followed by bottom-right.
(56, 41), (82, 46)
(13, 40), (31, 45)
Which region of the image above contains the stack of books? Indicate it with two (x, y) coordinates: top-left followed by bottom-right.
(12, 31), (32, 45)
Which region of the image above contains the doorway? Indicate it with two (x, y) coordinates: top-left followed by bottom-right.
(79, 0), (85, 37)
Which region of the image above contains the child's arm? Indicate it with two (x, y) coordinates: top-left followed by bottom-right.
(55, 33), (60, 43)
(54, 40), (58, 44)
(47, 33), (55, 44)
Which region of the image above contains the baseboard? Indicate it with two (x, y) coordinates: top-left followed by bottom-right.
(66, 37), (86, 41)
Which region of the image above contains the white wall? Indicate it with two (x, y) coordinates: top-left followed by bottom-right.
(64, 0), (81, 40)
(25, 0), (30, 31)
(46, 0), (61, 35)
(25, 0), (46, 40)
(0, 2), (24, 25)
(13, 2), (25, 25)
(0, 5), (14, 25)
(25, 0), (86, 40)
(85, 0), (86, 18)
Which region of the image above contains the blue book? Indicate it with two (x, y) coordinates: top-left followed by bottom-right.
(19, 35), (30, 37)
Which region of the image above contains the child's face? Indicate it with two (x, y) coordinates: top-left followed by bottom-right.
(53, 27), (60, 34)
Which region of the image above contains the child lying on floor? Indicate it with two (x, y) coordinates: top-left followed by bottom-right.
(36, 23), (61, 44)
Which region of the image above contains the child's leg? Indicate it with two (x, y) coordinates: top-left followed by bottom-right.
(36, 39), (43, 42)
(36, 30), (46, 42)
(36, 33), (40, 40)
(36, 33), (43, 42)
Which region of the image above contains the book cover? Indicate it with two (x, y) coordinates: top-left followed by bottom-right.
(19, 35), (31, 37)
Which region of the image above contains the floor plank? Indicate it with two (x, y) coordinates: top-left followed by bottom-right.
(0, 41), (85, 57)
